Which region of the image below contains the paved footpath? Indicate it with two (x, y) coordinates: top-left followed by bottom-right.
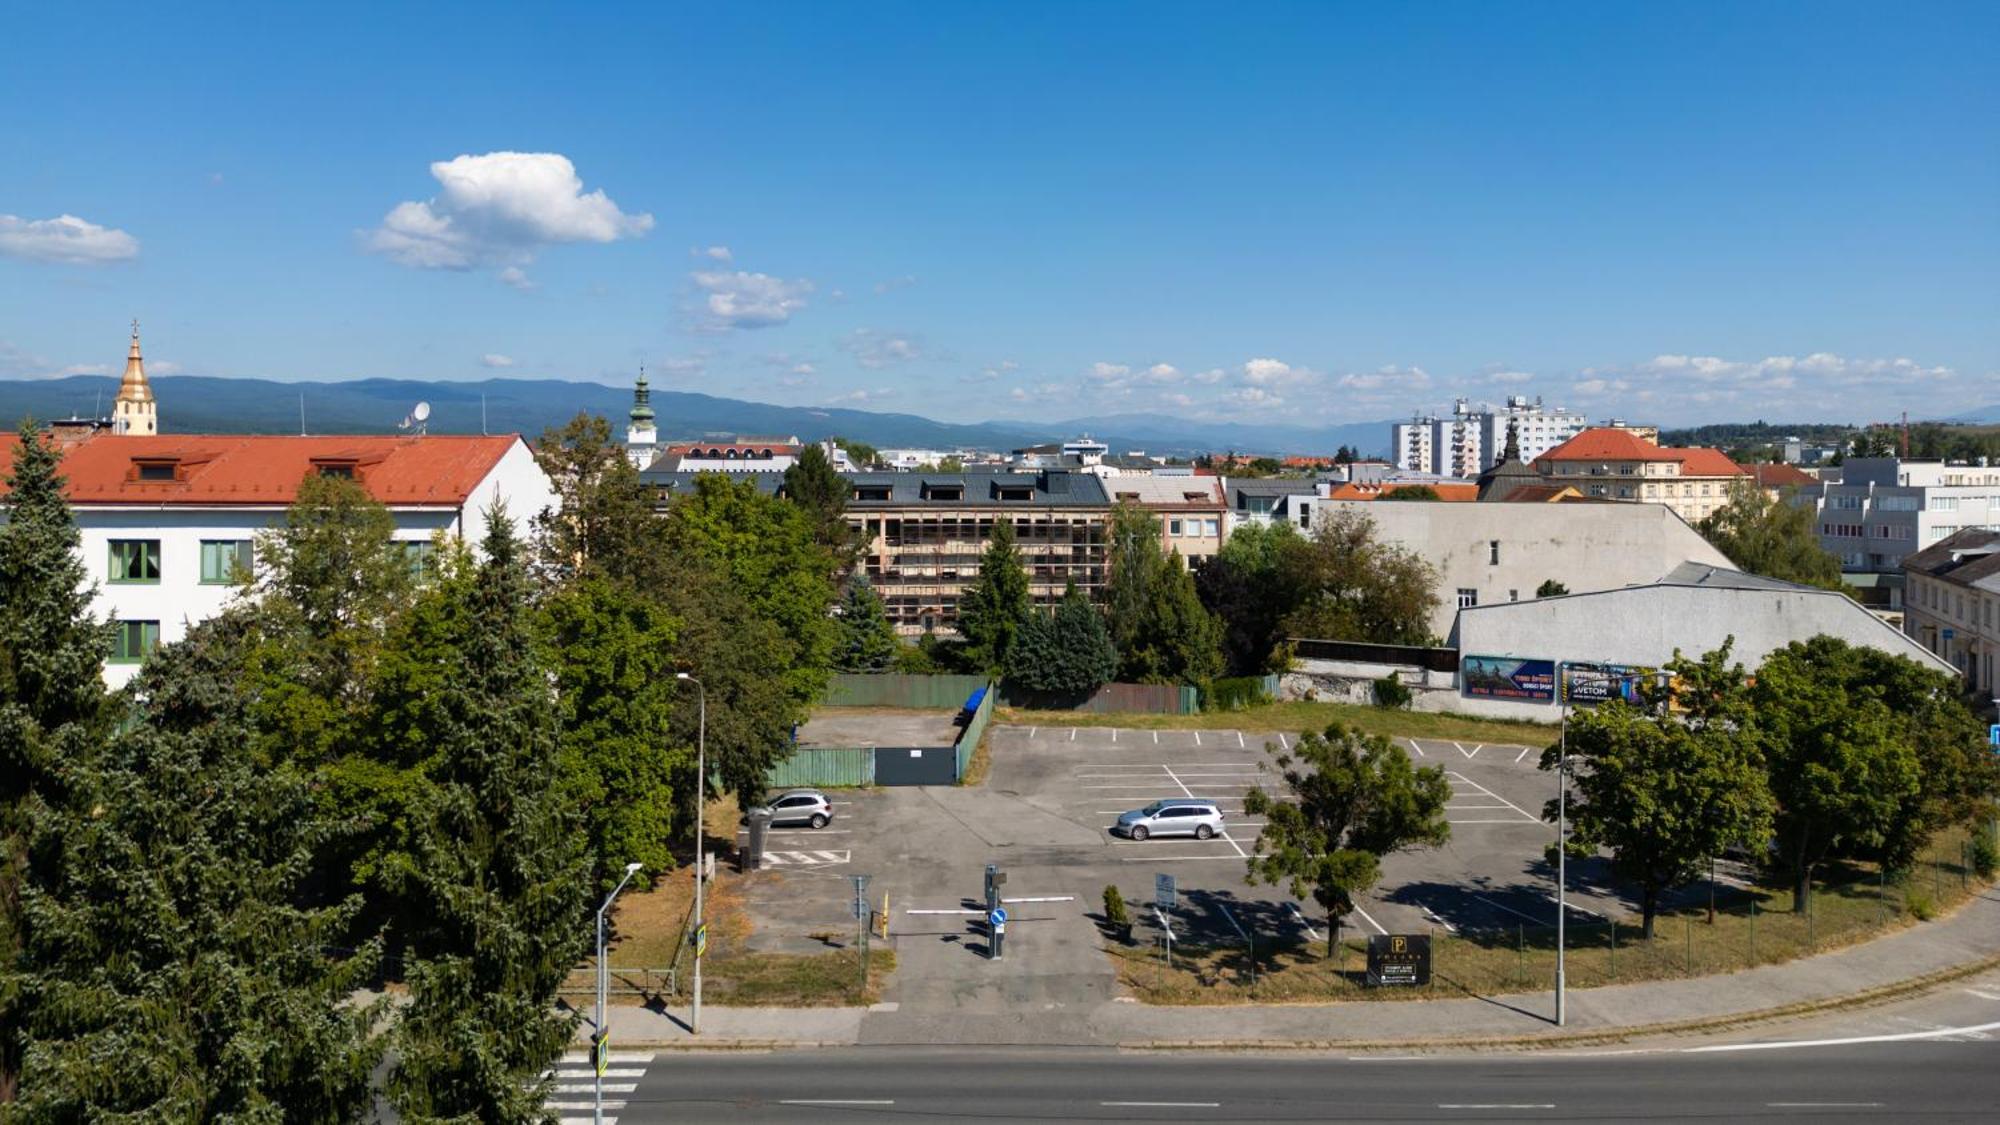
(590, 885), (2000, 1049)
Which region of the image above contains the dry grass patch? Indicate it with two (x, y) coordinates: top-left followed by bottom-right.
(1000, 700), (1555, 746)
(1111, 827), (1986, 1004)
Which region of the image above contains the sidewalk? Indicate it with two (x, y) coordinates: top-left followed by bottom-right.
(588, 886), (2000, 1049)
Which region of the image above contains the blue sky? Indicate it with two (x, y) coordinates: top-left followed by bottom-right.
(2, 2), (1995, 427)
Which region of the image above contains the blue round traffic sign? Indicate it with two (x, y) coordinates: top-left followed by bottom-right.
(989, 907), (1008, 927)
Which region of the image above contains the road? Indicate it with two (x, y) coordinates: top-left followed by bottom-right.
(586, 1041), (1997, 1122)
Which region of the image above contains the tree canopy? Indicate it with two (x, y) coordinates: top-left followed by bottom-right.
(834, 576), (900, 673)
(1194, 520), (1301, 675)
(1278, 509), (1439, 646)
(1245, 724), (1452, 954)
(1006, 582), (1118, 698)
(531, 412), (668, 590)
(1105, 503), (1225, 684)
(1698, 480), (1847, 592)
(957, 518), (1031, 674)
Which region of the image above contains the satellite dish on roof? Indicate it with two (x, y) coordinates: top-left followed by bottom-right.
(399, 401), (431, 435)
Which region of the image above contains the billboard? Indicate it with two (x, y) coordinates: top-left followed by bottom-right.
(1559, 663), (1656, 706)
(1367, 933), (1432, 987)
(1460, 655), (1556, 701)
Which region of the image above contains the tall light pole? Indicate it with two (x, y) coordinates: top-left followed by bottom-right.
(675, 672), (706, 1036)
(595, 861), (643, 1125)
(1555, 666), (1644, 1027)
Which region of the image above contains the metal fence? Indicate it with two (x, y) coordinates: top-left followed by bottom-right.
(1001, 680), (1199, 715)
(766, 746), (877, 788)
(824, 673), (988, 709)
(956, 680), (997, 778)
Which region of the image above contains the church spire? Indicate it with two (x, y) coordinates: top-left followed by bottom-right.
(113, 319), (159, 435)
(629, 363), (654, 425)
(624, 364), (658, 469)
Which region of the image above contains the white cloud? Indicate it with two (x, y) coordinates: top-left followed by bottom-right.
(1241, 357), (1304, 386)
(1144, 363), (1182, 383)
(1632, 352), (1951, 390)
(1089, 362), (1132, 381)
(697, 244), (733, 262)
(964, 359), (1019, 383)
(0, 213), (140, 264)
(365, 151), (652, 272)
(793, 362), (817, 376)
(1161, 392), (1194, 408)
(1337, 364), (1431, 391)
(1224, 387), (1284, 409)
(1487, 370), (1535, 384)
(873, 275), (917, 295)
(1192, 367), (1226, 384)
(840, 329), (924, 369)
(497, 266), (535, 291)
(828, 387), (896, 405)
(481, 353), (515, 368)
(690, 270), (814, 330)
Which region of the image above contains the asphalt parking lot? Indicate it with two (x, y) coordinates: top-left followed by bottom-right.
(723, 722), (1636, 1024)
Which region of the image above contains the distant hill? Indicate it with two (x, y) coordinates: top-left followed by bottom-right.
(0, 375), (1393, 458)
(1949, 404), (2000, 424)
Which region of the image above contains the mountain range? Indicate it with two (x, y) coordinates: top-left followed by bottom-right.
(0, 375), (1394, 458)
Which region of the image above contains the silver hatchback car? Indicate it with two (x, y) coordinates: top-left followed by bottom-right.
(756, 789), (835, 829)
(1113, 799), (1224, 841)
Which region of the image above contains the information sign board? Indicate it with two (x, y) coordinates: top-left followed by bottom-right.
(1461, 655), (1556, 702)
(1366, 933), (1432, 987)
(1559, 663), (1653, 706)
(1155, 872), (1177, 912)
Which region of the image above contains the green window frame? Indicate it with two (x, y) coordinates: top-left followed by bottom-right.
(108, 539), (162, 584)
(199, 539), (253, 584)
(111, 620), (160, 663)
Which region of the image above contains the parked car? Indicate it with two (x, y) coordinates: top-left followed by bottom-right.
(1112, 799), (1224, 841)
(746, 789), (835, 829)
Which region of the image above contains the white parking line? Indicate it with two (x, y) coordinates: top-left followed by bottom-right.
(1103, 1102), (1220, 1109)
(1161, 762), (1247, 859)
(1111, 728), (1117, 742)
(1286, 902), (1322, 941)
(1193, 731), (1202, 746)
(1446, 771), (1542, 823)
(1515, 746), (1532, 763)
(1353, 904), (1389, 936)
(1687, 1020), (2000, 1052)
(1237, 730), (1246, 748)
(1278, 733), (1289, 750)
(1120, 852), (1268, 863)
(1069, 728), (1077, 741)
(1153, 730), (1159, 744)
(1029, 727), (1037, 738)
(781, 1099), (895, 1106)
(1409, 738), (1426, 757)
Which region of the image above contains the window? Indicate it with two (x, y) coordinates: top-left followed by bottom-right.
(1169, 519), (1183, 536)
(1508, 589), (1519, 602)
(135, 459), (177, 482)
(313, 460), (357, 480)
(111, 620), (159, 663)
(1457, 588), (1478, 609)
(108, 539), (161, 583)
(854, 486), (891, 501)
(1931, 496), (1958, 512)
(1488, 540), (1500, 565)
(1879, 495), (1919, 512)
(400, 540), (436, 575)
(1205, 519), (1219, 537)
(1832, 494), (1865, 510)
(199, 539), (252, 584)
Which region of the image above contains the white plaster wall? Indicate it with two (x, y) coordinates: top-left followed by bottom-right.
(462, 438), (559, 550)
(1316, 501), (1737, 638)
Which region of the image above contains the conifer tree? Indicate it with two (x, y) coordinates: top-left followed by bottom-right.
(957, 519), (1031, 673)
(782, 441), (856, 565)
(385, 506), (592, 1118)
(834, 576), (900, 672)
(14, 624), (381, 1117)
(0, 421), (111, 1100)
(1005, 582), (1117, 698)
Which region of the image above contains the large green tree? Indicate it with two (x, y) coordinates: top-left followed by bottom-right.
(384, 507), (592, 1118)
(540, 578), (687, 892)
(1281, 509), (1439, 646)
(834, 576), (900, 673)
(1541, 646), (1774, 937)
(957, 519), (1031, 674)
(1104, 503), (1226, 684)
(1245, 724), (1452, 955)
(1749, 637), (1927, 913)
(659, 552), (801, 807)
(661, 473), (837, 711)
(1698, 481), (1847, 592)
(531, 411), (672, 590)
(1006, 582), (1118, 698)
(0, 422), (112, 1101)
(782, 441), (857, 565)
(14, 629), (381, 1118)
(1195, 520), (1301, 675)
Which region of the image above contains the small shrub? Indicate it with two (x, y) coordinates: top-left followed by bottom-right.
(1905, 888), (1937, 921)
(1102, 884), (1130, 928)
(1205, 675), (1273, 712)
(1372, 674), (1412, 710)
(1972, 827), (1999, 880)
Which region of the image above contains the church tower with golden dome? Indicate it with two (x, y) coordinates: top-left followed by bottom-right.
(113, 320), (158, 436)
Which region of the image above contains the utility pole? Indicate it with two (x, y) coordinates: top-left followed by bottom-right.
(594, 862), (643, 1125)
(675, 673), (706, 1035)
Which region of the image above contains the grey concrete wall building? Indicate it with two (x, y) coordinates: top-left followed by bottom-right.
(1318, 499), (1737, 639)
(1803, 458), (2000, 578)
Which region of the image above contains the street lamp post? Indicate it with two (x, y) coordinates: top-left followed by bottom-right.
(595, 861), (643, 1125)
(675, 672), (706, 1036)
(1555, 667), (1644, 1027)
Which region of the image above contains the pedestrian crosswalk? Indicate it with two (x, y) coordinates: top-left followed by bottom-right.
(762, 848), (851, 866)
(544, 1050), (654, 1125)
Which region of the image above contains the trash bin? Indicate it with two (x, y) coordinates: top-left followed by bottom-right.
(743, 807), (773, 872)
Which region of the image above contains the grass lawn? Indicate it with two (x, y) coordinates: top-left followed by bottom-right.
(562, 796), (895, 1008)
(1110, 826), (1987, 1004)
(998, 700), (1557, 746)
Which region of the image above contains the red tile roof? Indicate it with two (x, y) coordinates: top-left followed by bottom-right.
(1534, 427), (1746, 477)
(0, 433), (522, 507)
(1325, 481), (1479, 502)
(1748, 462), (1816, 488)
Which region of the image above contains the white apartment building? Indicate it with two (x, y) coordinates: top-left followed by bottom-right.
(1901, 528), (2000, 702)
(1805, 458), (2000, 574)
(0, 431), (556, 688)
(1392, 396), (1586, 477)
